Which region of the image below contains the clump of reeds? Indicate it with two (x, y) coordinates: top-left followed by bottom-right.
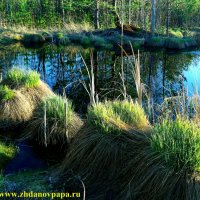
(25, 95), (83, 146)
(60, 100), (150, 198)
(119, 117), (200, 200)
(0, 68), (54, 130)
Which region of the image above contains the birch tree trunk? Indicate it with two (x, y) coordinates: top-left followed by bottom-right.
(151, 0), (156, 37)
(94, 0), (100, 29)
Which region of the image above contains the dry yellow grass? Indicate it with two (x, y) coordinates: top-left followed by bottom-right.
(20, 80), (54, 107)
(0, 90), (33, 129)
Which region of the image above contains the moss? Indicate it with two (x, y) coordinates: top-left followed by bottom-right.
(132, 41), (143, 49)
(0, 174), (4, 191)
(0, 85), (15, 101)
(0, 141), (18, 169)
(56, 32), (64, 39)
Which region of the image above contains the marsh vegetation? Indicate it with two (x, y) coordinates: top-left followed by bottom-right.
(0, 0), (200, 199)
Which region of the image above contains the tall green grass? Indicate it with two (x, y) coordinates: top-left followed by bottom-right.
(151, 118), (200, 173)
(0, 85), (15, 101)
(88, 102), (123, 134)
(26, 95), (81, 145)
(87, 100), (149, 134)
(3, 68), (40, 88)
(109, 101), (149, 129)
(43, 95), (73, 124)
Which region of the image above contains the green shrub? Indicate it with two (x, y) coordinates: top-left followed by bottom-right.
(3, 68), (40, 89)
(0, 85), (15, 101)
(68, 34), (82, 43)
(151, 118), (200, 173)
(92, 35), (113, 49)
(183, 37), (197, 47)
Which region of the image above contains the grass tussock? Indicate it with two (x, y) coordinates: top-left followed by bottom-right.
(151, 118), (200, 173)
(60, 124), (148, 199)
(3, 68), (54, 105)
(118, 117), (200, 200)
(87, 100), (150, 134)
(0, 68), (54, 130)
(25, 95), (83, 145)
(0, 90), (33, 129)
(60, 100), (150, 198)
(61, 114), (200, 199)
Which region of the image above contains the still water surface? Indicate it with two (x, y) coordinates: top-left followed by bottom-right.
(1, 44), (200, 112)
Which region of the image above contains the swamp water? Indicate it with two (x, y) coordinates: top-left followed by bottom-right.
(0, 43), (200, 173)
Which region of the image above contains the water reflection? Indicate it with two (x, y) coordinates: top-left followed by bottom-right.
(0, 44), (199, 113)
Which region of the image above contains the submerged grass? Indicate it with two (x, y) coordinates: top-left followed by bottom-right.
(151, 118), (200, 173)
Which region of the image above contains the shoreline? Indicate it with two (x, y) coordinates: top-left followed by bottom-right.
(0, 27), (199, 51)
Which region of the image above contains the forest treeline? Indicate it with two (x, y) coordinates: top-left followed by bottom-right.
(0, 0), (200, 32)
